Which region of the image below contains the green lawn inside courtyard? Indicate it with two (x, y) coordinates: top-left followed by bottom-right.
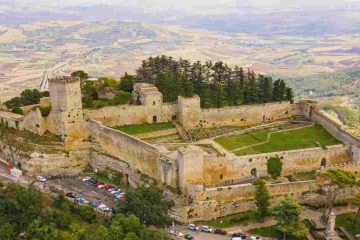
(112, 122), (175, 135)
(214, 124), (341, 156)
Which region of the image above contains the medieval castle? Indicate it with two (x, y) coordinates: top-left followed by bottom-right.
(0, 76), (359, 222)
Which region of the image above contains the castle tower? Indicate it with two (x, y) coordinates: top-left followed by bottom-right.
(177, 96), (201, 129)
(132, 83), (163, 123)
(47, 76), (87, 149)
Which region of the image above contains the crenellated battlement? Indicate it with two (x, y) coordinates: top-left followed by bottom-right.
(48, 76), (80, 84)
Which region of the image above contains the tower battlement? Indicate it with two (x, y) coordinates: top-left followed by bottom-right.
(48, 76), (80, 84)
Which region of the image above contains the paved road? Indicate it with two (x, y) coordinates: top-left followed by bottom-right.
(170, 225), (231, 240)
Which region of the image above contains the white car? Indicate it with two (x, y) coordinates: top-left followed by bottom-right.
(251, 236), (262, 240)
(175, 231), (184, 237)
(36, 176), (47, 182)
(108, 188), (116, 192)
(82, 176), (91, 182)
(97, 204), (110, 212)
(201, 226), (213, 233)
(97, 184), (106, 189)
(188, 224), (199, 231)
(111, 189), (121, 194)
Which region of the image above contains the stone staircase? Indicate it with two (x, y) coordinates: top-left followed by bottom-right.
(172, 120), (192, 142)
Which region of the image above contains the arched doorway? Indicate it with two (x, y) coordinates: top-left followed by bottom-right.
(153, 116), (158, 123)
(321, 158), (327, 167)
(251, 168), (257, 178)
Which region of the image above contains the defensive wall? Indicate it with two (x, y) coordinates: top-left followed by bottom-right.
(87, 120), (178, 186)
(177, 96), (298, 129)
(173, 180), (319, 222)
(83, 103), (177, 127)
(299, 101), (360, 146)
(177, 144), (353, 189)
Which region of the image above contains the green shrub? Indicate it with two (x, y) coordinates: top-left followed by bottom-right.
(39, 106), (51, 117)
(11, 107), (23, 115)
(267, 156), (283, 178)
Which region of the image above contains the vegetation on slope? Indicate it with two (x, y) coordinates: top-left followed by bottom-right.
(0, 182), (172, 240)
(112, 122), (175, 135)
(4, 89), (49, 114)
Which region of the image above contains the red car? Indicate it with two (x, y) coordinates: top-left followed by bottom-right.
(103, 185), (113, 190)
(94, 181), (104, 187)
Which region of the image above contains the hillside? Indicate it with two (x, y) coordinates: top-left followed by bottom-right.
(1, 19), (360, 101)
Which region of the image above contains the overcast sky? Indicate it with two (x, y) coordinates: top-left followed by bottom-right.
(18, 0), (360, 11)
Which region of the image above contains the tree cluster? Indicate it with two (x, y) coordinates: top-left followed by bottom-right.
(136, 55), (293, 108)
(80, 76), (132, 109)
(4, 89), (49, 114)
(0, 183), (171, 240)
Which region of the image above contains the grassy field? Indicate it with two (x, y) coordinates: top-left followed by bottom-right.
(335, 212), (360, 237)
(215, 124), (341, 156)
(198, 211), (258, 228)
(112, 122), (175, 135)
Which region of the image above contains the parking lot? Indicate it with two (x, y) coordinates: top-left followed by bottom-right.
(45, 176), (125, 210)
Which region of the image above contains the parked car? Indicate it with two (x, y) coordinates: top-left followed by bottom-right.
(97, 184), (106, 189)
(36, 176), (47, 182)
(98, 204), (110, 212)
(251, 236), (262, 240)
(108, 187), (117, 192)
(94, 181), (104, 187)
(174, 231), (184, 237)
(75, 198), (89, 204)
(111, 189), (121, 194)
(214, 229), (227, 235)
(200, 226), (213, 233)
(188, 224), (199, 231)
(232, 238), (242, 240)
(91, 202), (99, 208)
(66, 192), (78, 199)
(82, 176), (91, 182)
(103, 185), (113, 191)
(49, 186), (60, 193)
(184, 234), (194, 240)
(232, 232), (246, 238)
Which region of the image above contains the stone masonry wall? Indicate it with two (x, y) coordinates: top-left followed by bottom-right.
(199, 101), (296, 128)
(87, 120), (177, 185)
(180, 144), (351, 187)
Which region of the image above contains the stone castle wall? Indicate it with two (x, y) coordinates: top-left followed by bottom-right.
(87, 120), (178, 186)
(173, 180), (318, 222)
(83, 103), (177, 127)
(200, 101), (297, 128)
(310, 111), (360, 146)
(179, 144), (351, 188)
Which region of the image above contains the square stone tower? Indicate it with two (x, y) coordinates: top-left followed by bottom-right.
(177, 96), (201, 129)
(47, 76), (87, 149)
(132, 83), (163, 123)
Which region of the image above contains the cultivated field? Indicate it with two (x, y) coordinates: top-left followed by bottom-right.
(214, 123), (341, 156)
